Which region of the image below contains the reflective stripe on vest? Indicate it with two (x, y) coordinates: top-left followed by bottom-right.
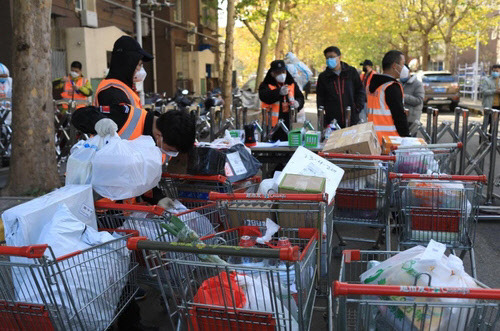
(94, 79), (141, 108)
(367, 81), (401, 143)
(118, 106), (148, 140)
(260, 83), (295, 126)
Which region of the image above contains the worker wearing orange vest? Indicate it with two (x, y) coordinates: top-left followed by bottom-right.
(72, 36), (195, 157)
(53, 61), (92, 110)
(360, 59), (377, 92)
(258, 60), (304, 141)
(367, 50), (410, 144)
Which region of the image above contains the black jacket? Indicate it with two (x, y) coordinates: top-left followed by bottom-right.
(368, 74), (409, 137)
(71, 46), (157, 138)
(317, 62), (365, 128)
(258, 70), (304, 125)
(71, 104), (155, 138)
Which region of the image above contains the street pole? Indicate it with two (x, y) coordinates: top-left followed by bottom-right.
(151, 10), (157, 94)
(135, 0), (145, 105)
(473, 31), (479, 102)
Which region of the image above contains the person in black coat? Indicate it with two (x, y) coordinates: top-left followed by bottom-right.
(258, 60), (305, 141)
(316, 46), (365, 128)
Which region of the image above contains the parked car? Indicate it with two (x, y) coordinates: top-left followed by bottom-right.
(309, 76), (318, 94)
(415, 71), (460, 111)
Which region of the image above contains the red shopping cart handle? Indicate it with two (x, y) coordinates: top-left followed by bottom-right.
(209, 192), (328, 202)
(0, 244), (48, 258)
(162, 173), (228, 183)
(94, 200), (166, 216)
(389, 173), (487, 183)
(333, 281), (500, 300)
(318, 152), (396, 161)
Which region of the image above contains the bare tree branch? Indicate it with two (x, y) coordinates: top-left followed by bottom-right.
(242, 20), (262, 44)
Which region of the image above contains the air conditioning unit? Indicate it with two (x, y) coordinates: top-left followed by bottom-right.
(187, 21), (196, 45)
(81, 10), (98, 28)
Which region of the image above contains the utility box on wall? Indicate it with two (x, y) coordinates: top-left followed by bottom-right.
(81, 10), (98, 28)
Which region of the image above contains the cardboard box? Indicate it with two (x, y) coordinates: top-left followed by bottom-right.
(305, 131), (321, 148)
(224, 202), (277, 228)
(381, 136), (427, 155)
(278, 174), (326, 194)
(277, 146), (344, 204)
(322, 122), (381, 155)
(288, 128), (305, 147)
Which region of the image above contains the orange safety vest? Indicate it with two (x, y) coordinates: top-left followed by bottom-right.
(367, 81), (402, 144)
(60, 76), (89, 109)
(361, 70), (376, 91)
(260, 83), (295, 126)
(94, 79), (146, 140)
(94, 79), (167, 164)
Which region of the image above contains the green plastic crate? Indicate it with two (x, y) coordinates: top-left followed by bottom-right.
(305, 131), (321, 148)
(288, 128), (304, 147)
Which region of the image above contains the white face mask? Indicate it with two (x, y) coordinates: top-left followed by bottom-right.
(133, 67), (147, 83)
(275, 73), (286, 83)
(70, 71), (80, 78)
(397, 64), (409, 80)
(164, 150), (179, 158)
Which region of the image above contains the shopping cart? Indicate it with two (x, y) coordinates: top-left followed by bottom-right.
(160, 173), (261, 208)
(208, 192), (333, 294)
(319, 153), (395, 251)
(95, 200), (224, 242)
(392, 142), (462, 174)
(0, 229), (138, 331)
(330, 249), (500, 330)
(127, 225), (319, 330)
(391, 173), (486, 278)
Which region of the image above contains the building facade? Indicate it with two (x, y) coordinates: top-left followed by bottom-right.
(0, 0), (219, 98)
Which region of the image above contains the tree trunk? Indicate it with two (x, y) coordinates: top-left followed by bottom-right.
(421, 34), (430, 71)
(3, 0), (60, 196)
(274, 0), (287, 59)
(444, 37), (452, 73)
(275, 19), (286, 59)
(254, 0), (279, 92)
(222, 0), (235, 119)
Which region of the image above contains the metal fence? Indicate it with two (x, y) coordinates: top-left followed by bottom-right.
(457, 62), (490, 101)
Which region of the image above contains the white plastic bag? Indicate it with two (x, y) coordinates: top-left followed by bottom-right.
(235, 274), (299, 330)
(2, 185), (97, 247)
(284, 52), (313, 90)
(13, 204), (130, 330)
(92, 135), (162, 200)
(66, 135), (114, 185)
(360, 240), (479, 331)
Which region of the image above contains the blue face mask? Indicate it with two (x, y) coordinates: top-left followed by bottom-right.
(492, 72), (500, 78)
(327, 58), (337, 69)
(400, 77), (410, 83)
(0, 78), (6, 84)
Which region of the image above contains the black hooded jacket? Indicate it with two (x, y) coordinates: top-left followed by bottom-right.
(316, 62), (365, 128)
(71, 50), (155, 137)
(258, 70), (304, 135)
(368, 73), (409, 137)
